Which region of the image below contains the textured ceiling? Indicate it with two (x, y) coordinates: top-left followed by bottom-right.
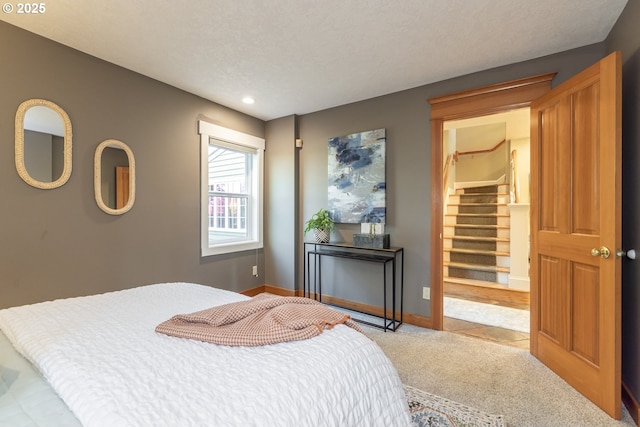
(1, 0), (627, 120)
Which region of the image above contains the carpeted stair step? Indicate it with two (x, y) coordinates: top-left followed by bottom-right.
(448, 213), (510, 226)
(448, 193), (510, 205)
(443, 248), (510, 267)
(460, 185), (499, 194)
(457, 203), (498, 214)
(445, 248), (510, 267)
(446, 203), (509, 215)
(445, 261), (510, 284)
(449, 250), (496, 266)
(446, 224), (509, 238)
(458, 193), (498, 204)
(449, 236), (509, 252)
(456, 184), (509, 194)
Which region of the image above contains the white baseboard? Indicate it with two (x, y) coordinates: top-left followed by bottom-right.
(508, 276), (530, 291)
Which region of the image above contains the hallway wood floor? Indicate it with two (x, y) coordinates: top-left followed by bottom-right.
(444, 315), (530, 350)
(443, 278), (530, 350)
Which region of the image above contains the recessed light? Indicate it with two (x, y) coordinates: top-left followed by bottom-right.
(242, 96), (255, 105)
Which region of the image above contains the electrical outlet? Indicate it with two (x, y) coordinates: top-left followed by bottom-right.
(422, 287), (430, 300)
(252, 265), (258, 277)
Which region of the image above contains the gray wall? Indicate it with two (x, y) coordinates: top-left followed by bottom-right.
(264, 115), (299, 290)
(0, 21), (266, 308)
(298, 89), (431, 314)
(606, 0), (640, 407)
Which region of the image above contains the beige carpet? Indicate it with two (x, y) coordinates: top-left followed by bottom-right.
(364, 325), (635, 427)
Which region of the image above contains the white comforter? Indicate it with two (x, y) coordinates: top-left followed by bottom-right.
(0, 283), (411, 427)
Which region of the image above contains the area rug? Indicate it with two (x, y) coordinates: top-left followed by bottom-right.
(405, 384), (505, 427)
(444, 297), (530, 333)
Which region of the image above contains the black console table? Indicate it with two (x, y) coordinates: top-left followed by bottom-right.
(303, 242), (404, 331)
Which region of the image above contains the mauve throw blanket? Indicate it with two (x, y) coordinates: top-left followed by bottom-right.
(156, 294), (362, 346)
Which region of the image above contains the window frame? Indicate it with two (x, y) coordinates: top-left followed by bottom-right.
(198, 121), (264, 256)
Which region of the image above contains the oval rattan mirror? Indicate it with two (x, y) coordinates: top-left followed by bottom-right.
(15, 99), (72, 189)
(94, 139), (136, 215)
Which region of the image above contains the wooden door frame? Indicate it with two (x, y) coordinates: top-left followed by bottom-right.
(427, 73), (556, 330)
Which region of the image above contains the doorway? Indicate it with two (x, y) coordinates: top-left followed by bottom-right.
(441, 109), (531, 349)
(427, 72), (556, 333)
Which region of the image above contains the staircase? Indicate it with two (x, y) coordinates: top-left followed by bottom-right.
(444, 184), (510, 286)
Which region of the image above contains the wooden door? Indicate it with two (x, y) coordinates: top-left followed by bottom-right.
(530, 51), (621, 418)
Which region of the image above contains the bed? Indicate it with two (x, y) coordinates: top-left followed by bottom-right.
(0, 282), (411, 426)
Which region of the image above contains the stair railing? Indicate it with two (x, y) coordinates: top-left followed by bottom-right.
(443, 153), (454, 197)
(511, 149), (520, 203)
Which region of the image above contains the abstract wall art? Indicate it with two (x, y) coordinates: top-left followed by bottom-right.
(328, 128), (386, 224)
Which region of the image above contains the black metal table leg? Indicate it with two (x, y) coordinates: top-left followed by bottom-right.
(392, 256), (396, 330)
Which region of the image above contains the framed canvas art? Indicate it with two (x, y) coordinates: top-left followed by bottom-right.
(328, 128), (386, 224)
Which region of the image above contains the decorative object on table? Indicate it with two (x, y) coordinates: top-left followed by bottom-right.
(360, 222), (384, 235)
(328, 128), (386, 224)
(304, 208), (335, 243)
(353, 221), (390, 248)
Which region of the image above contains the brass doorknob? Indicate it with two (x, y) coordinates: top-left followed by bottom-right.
(591, 246), (611, 259)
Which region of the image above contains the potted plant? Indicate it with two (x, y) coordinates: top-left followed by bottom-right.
(304, 208), (336, 243)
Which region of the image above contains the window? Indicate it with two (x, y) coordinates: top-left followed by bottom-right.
(199, 121), (264, 256)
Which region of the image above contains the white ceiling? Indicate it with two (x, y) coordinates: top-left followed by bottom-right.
(1, 0), (627, 121)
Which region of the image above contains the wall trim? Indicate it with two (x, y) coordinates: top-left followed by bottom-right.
(241, 284), (432, 328)
(241, 284), (297, 297)
(623, 381), (640, 426)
